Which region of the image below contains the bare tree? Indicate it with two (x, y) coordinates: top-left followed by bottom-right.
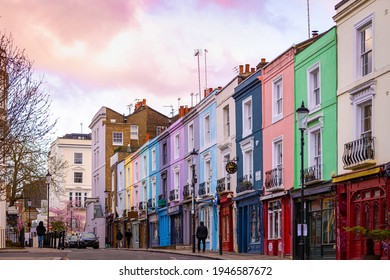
(0, 31), (59, 206)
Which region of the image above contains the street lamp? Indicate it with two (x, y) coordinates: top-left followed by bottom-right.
(190, 148), (198, 253)
(46, 171), (51, 231)
(296, 101), (309, 260)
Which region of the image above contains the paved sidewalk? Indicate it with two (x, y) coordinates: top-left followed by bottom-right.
(126, 248), (291, 260)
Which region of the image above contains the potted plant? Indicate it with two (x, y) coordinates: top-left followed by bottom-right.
(345, 226), (390, 260)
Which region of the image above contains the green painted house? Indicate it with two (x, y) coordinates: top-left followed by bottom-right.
(293, 27), (338, 260)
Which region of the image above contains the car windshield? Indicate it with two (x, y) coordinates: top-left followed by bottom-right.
(69, 236), (78, 241)
(81, 233), (96, 239)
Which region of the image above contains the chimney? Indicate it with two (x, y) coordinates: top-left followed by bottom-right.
(239, 65), (244, 74)
(251, 68), (255, 73)
(145, 133), (150, 141)
(142, 99), (147, 106)
(312, 30), (319, 37)
(204, 89), (207, 98)
(245, 64), (250, 73)
(179, 106), (185, 117)
(209, 88), (213, 94)
(256, 58), (268, 70)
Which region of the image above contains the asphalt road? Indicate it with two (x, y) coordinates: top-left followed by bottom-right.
(0, 248), (213, 260)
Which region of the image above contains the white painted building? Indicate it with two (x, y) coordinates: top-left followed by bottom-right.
(49, 133), (92, 232)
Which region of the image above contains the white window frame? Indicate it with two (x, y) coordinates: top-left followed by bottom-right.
(240, 137), (254, 182)
(174, 133), (180, 159)
(151, 177), (156, 207)
(201, 207), (211, 241)
(204, 114), (210, 146)
(308, 125), (323, 168)
(113, 132), (123, 145)
(74, 152), (83, 164)
(223, 105), (230, 139)
(142, 155), (147, 179)
(174, 167), (180, 200)
(242, 96), (252, 137)
(307, 62), (321, 111)
(188, 122), (194, 152)
(152, 148), (156, 171)
(74, 172), (83, 183)
(272, 76), (283, 122)
(268, 201), (282, 240)
(75, 192), (82, 208)
(130, 125), (139, 140)
(355, 14), (374, 78)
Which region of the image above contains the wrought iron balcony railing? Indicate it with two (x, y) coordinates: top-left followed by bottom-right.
(304, 164), (323, 184)
(158, 193), (167, 208)
(198, 181), (211, 196)
(169, 189), (179, 201)
(138, 201), (146, 211)
(217, 177), (231, 193)
(147, 198), (156, 209)
(342, 135), (375, 170)
(183, 184), (192, 199)
(237, 174), (253, 193)
(265, 167), (283, 192)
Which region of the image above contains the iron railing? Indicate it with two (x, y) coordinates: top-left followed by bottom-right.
(304, 164), (322, 184)
(237, 174), (253, 193)
(265, 167), (283, 192)
(342, 135), (375, 168)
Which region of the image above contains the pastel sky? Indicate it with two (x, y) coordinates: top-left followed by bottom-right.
(0, 0), (338, 138)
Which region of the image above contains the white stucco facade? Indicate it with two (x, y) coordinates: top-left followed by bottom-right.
(334, 0), (390, 174)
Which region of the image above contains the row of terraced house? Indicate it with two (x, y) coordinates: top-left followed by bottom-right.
(84, 0), (390, 260)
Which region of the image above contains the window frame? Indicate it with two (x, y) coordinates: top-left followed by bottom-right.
(130, 125), (139, 140)
(74, 172), (83, 184)
(272, 76), (283, 122)
(355, 14), (374, 78)
(112, 132), (123, 146)
(242, 96), (252, 137)
(74, 152), (83, 165)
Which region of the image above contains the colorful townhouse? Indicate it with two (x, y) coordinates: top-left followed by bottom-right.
(215, 77), (239, 252)
(332, 0), (390, 260)
(157, 127), (171, 246)
(167, 111), (186, 246)
(86, 99), (170, 248)
(293, 27), (338, 260)
(147, 137), (161, 248)
(197, 88), (220, 251)
(233, 64), (264, 254)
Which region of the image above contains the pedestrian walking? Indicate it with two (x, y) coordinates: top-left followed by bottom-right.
(36, 221), (46, 248)
(196, 221), (208, 252)
(116, 230), (123, 249)
(125, 229), (132, 249)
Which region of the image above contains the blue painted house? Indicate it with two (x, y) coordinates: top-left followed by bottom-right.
(233, 65), (264, 254)
(197, 89), (220, 251)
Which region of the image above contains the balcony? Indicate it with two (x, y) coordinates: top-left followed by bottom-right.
(304, 164), (323, 185)
(158, 193), (167, 208)
(138, 201), (146, 211)
(217, 177), (231, 193)
(183, 184), (192, 199)
(147, 198), (156, 209)
(237, 174), (253, 193)
(342, 135), (376, 170)
(265, 167), (284, 192)
(169, 189), (179, 201)
(198, 181), (211, 196)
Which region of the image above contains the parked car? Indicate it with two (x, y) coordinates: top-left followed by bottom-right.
(78, 232), (99, 249)
(65, 235), (79, 248)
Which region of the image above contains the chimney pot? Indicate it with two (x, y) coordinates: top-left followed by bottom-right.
(261, 58), (266, 63)
(245, 64), (250, 73)
(239, 65), (244, 74)
(312, 30), (319, 37)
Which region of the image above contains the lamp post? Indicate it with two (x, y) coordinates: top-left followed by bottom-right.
(190, 148), (198, 253)
(46, 171), (51, 232)
(296, 101), (309, 260)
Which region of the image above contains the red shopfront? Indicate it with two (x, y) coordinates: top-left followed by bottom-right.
(219, 192), (234, 252)
(334, 165), (390, 260)
(261, 191), (292, 258)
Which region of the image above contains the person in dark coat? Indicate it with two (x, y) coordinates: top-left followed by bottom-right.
(196, 221), (208, 252)
(116, 230), (123, 249)
(36, 221), (46, 248)
(125, 229), (132, 249)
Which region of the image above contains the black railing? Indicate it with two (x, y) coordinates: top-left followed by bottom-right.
(217, 177), (230, 193)
(147, 198), (156, 209)
(304, 164), (322, 183)
(183, 184), (191, 198)
(342, 135), (375, 168)
(198, 182), (208, 196)
(138, 201), (146, 211)
(169, 189), (179, 201)
(265, 167), (283, 191)
(237, 174), (253, 193)
(158, 193), (167, 208)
